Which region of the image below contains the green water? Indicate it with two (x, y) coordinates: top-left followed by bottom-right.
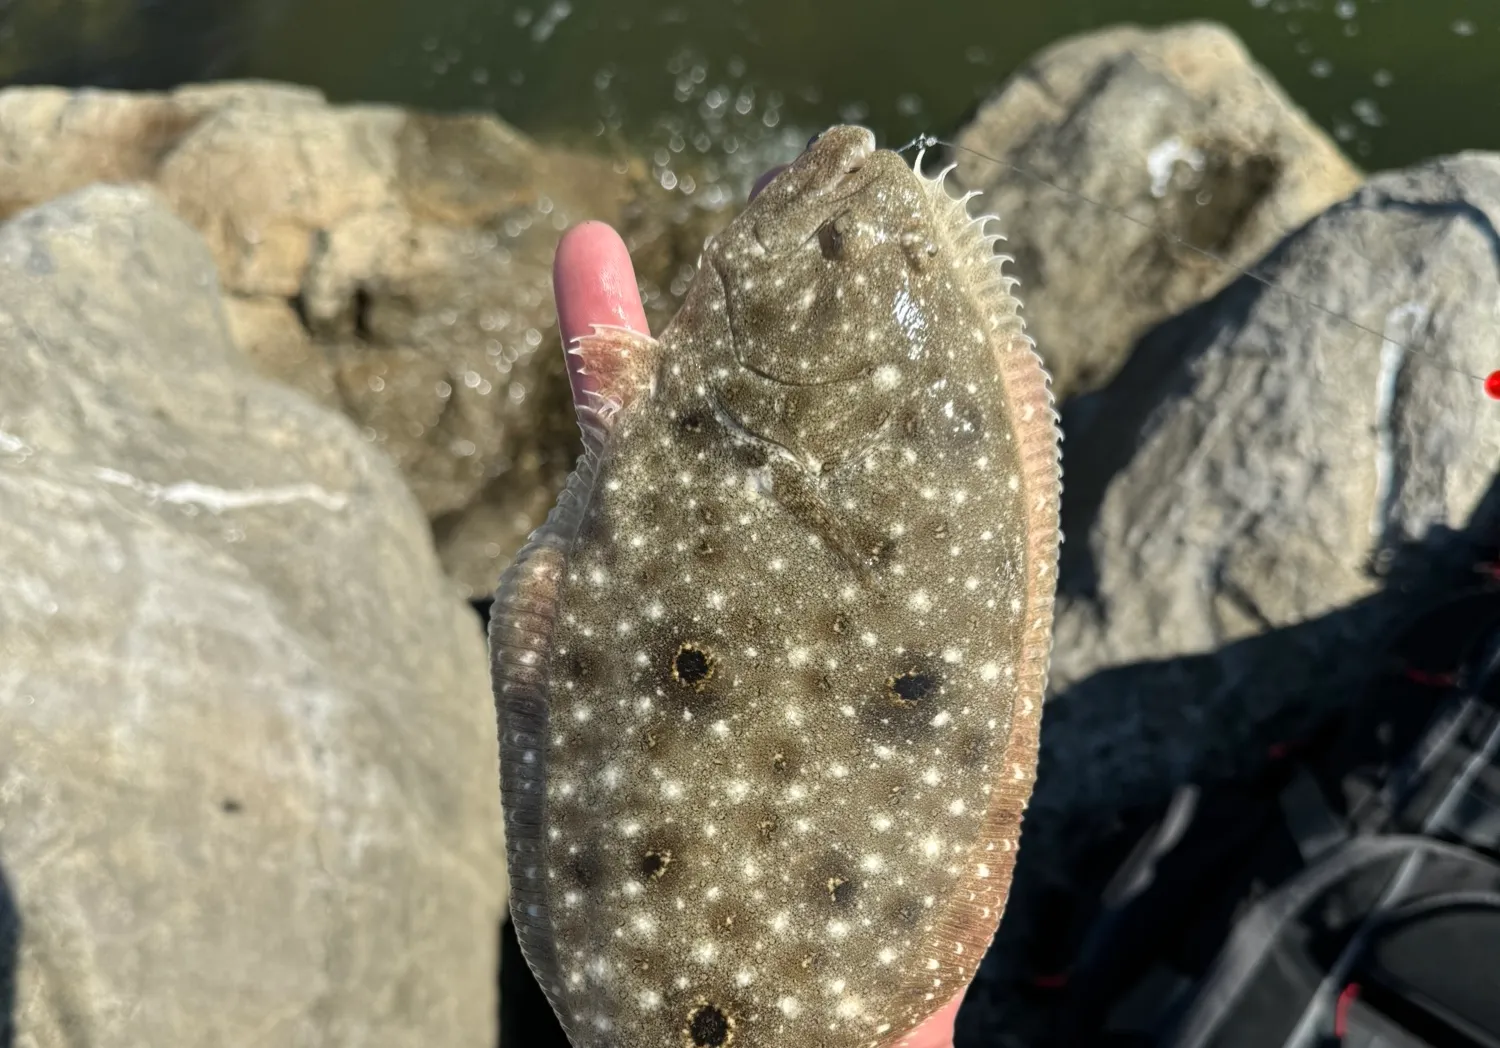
(3, 0), (1498, 198)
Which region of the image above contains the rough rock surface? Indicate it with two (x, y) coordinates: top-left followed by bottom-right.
(0, 185), (506, 1047)
(952, 21), (1363, 401)
(0, 81), (719, 596)
(955, 151), (1500, 1043)
(1053, 150), (1500, 692)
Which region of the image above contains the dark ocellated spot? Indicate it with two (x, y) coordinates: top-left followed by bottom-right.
(687, 1004), (732, 1047)
(673, 643), (716, 690)
(641, 849), (672, 881)
(827, 876), (855, 906)
(889, 669), (937, 706)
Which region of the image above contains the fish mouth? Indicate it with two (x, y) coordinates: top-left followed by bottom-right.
(802, 125), (878, 196)
(751, 126), (877, 251)
(718, 126), (892, 387)
(784, 125), (877, 199)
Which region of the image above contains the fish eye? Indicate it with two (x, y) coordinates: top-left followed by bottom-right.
(805, 132), (822, 151)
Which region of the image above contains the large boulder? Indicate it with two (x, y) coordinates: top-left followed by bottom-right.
(957, 151), (1500, 1042)
(952, 21), (1363, 401)
(1053, 150), (1500, 695)
(0, 82), (720, 596)
(0, 185), (506, 1046)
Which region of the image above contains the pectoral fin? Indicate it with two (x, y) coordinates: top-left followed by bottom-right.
(567, 324), (662, 435)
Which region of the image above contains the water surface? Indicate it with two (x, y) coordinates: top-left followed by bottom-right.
(3, 0), (1497, 193)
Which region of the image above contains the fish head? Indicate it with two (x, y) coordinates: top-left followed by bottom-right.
(676, 125), (989, 473)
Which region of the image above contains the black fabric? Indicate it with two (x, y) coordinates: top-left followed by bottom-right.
(1361, 905), (1500, 1047)
(1032, 576), (1500, 1048)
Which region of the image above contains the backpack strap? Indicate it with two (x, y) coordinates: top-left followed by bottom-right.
(1278, 767), (1349, 863)
(1102, 785), (1204, 909)
(1164, 835), (1499, 1048)
(1278, 705), (1500, 1048)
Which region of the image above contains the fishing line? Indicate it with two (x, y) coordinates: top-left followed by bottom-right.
(904, 133), (1500, 398)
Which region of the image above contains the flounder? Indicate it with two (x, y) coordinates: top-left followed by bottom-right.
(490, 125), (1061, 1048)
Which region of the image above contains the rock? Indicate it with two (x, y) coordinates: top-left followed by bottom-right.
(952, 21), (1363, 401)
(1054, 150), (1500, 692)
(0, 86), (204, 217)
(0, 185), (506, 1047)
(954, 150), (1500, 1042)
(221, 295), (343, 410)
(0, 82), (719, 596)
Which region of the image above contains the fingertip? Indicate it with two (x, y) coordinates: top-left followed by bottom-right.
(553, 219), (651, 341)
(555, 220), (622, 264)
(554, 221), (641, 319)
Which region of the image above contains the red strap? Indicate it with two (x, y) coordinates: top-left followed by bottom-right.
(1334, 982), (1362, 1039)
(1403, 668), (1458, 688)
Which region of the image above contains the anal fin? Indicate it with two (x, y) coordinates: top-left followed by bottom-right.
(489, 384), (613, 1032)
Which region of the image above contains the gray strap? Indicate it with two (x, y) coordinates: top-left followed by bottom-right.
(1279, 767), (1350, 863)
(1165, 835), (1493, 1048)
(1102, 784), (1202, 909)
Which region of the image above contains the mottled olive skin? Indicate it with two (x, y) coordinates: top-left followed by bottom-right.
(492, 127), (1060, 1048)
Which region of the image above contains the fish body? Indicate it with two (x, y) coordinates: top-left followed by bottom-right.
(491, 126), (1061, 1048)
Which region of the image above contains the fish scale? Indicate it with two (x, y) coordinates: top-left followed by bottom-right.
(490, 125), (1062, 1048)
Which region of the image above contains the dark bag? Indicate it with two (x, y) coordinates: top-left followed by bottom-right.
(1028, 573), (1500, 1048)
